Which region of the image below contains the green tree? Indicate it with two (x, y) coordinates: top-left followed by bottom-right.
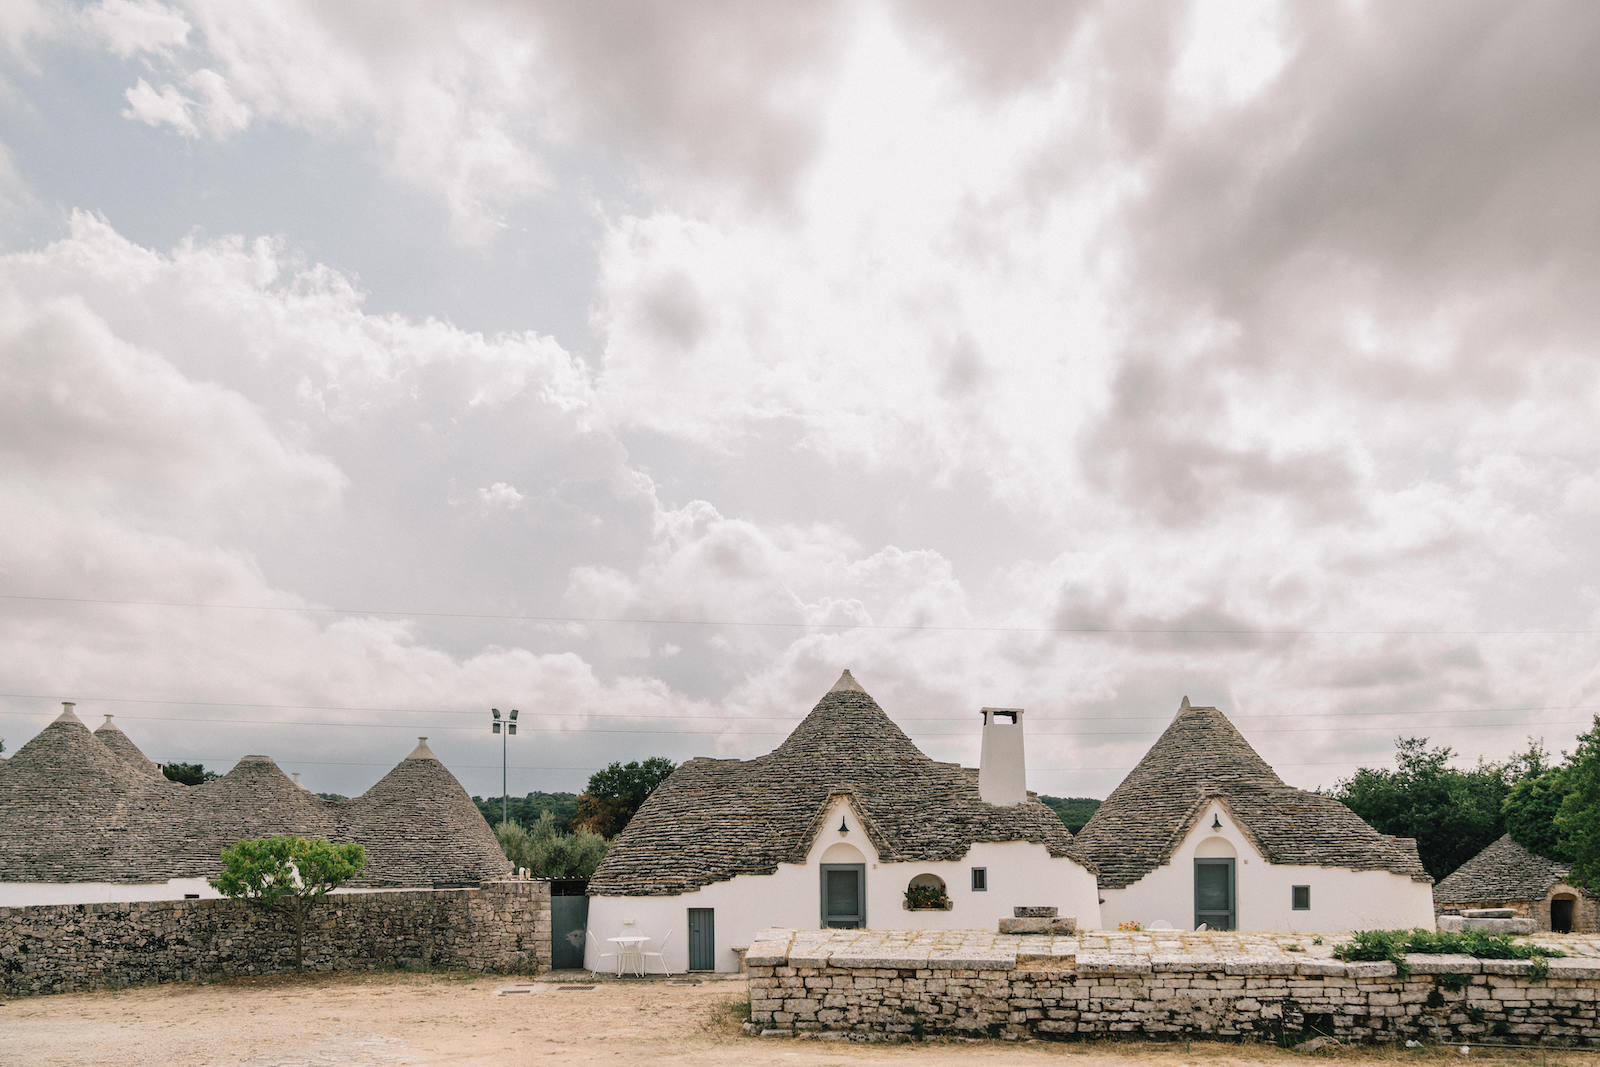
(1504, 766), (1574, 861)
(163, 761), (219, 785)
(1557, 718), (1600, 893)
(211, 835), (367, 971)
(1039, 795), (1101, 834)
(496, 812), (609, 879)
(572, 757), (676, 837)
(473, 791), (579, 831)
(1333, 737), (1511, 880)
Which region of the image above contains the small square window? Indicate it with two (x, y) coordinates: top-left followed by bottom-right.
(1292, 885), (1310, 910)
(971, 867), (987, 892)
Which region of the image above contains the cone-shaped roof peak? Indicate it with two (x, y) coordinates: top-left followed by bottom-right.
(829, 669), (867, 694)
(53, 701), (83, 725)
(405, 737), (437, 760)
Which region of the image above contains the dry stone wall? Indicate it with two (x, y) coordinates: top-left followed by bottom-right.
(0, 880), (550, 997)
(746, 928), (1600, 1047)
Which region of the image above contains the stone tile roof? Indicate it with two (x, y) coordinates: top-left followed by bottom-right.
(1433, 834), (1587, 906)
(1073, 698), (1432, 890)
(92, 715), (163, 776)
(0, 709), (508, 888)
(588, 670), (1093, 897)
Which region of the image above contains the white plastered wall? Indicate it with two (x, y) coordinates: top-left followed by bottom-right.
(1096, 800), (1435, 932)
(587, 797), (1102, 973)
(0, 878), (218, 906)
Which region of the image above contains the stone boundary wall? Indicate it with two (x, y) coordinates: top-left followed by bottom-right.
(746, 929), (1600, 1046)
(1, 880), (550, 997)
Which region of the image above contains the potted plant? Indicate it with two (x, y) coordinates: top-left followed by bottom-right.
(904, 883), (952, 910)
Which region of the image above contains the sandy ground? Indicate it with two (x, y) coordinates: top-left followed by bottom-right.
(0, 971), (1588, 1067)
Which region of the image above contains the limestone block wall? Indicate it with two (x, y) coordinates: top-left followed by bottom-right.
(746, 929), (1600, 1046)
(0, 880), (550, 997)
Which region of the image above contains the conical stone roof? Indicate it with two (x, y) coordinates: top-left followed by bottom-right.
(1074, 698), (1432, 890)
(339, 738), (510, 887)
(93, 715), (163, 776)
(0, 710), (507, 887)
(0, 705), (174, 881)
(589, 670), (1091, 897)
(1434, 834), (1584, 906)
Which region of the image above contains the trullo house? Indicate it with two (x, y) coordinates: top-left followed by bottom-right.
(1073, 697), (1435, 932)
(585, 670), (1101, 973)
(1434, 834), (1597, 933)
(0, 702), (508, 906)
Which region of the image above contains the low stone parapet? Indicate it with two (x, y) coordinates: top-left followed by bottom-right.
(0, 880), (551, 997)
(745, 928), (1600, 1046)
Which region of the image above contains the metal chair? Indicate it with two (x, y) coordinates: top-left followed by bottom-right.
(585, 930), (618, 977)
(640, 929), (674, 977)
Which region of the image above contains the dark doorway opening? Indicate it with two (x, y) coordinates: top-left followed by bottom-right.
(1551, 896), (1575, 934)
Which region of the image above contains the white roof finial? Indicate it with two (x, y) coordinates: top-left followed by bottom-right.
(829, 669), (866, 694)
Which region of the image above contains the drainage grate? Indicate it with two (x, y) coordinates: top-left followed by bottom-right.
(558, 984), (598, 991)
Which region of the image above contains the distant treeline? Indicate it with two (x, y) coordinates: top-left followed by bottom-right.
(1039, 795), (1101, 834)
(472, 791), (579, 830)
(476, 788), (1105, 836)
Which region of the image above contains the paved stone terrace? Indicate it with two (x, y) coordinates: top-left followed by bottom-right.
(753, 927), (1600, 973)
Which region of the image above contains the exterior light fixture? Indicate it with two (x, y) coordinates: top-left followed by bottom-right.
(838, 816), (849, 836)
(491, 708), (520, 827)
(1211, 814), (1222, 830)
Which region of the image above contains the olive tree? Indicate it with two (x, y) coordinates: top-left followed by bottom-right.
(211, 835), (367, 971)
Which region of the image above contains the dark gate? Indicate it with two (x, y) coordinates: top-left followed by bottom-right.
(550, 880), (589, 969)
(687, 908), (715, 971)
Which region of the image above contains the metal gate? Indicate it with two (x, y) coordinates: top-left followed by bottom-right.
(687, 908), (715, 971)
(550, 880), (589, 969)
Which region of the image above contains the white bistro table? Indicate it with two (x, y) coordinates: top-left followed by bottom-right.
(608, 935), (648, 977)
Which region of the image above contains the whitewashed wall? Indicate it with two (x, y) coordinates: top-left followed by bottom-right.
(587, 798), (1102, 973)
(1097, 800), (1436, 932)
(0, 878), (218, 907)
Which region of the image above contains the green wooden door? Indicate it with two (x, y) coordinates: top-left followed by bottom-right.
(687, 908), (715, 970)
(1194, 858), (1235, 930)
(820, 864), (866, 928)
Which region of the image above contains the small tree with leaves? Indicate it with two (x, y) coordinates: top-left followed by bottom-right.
(1558, 718), (1600, 894)
(211, 835), (366, 971)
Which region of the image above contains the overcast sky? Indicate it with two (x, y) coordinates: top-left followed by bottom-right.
(2, 1), (1597, 802)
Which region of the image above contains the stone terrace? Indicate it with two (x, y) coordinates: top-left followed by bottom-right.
(747, 928), (1600, 1045)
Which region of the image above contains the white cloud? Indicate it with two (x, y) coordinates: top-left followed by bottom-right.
(84, 0), (190, 59)
(121, 77), (198, 136)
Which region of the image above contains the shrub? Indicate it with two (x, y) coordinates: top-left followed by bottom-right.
(496, 811), (609, 879)
(1333, 928), (1562, 980)
(904, 883), (951, 910)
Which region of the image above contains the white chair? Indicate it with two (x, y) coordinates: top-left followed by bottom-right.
(585, 930), (617, 977)
(1148, 919), (1174, 930)
(1194, 922), (1208, 932)
(640, 929), (674, 977)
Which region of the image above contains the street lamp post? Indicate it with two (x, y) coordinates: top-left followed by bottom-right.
(491, 707), (519, 826)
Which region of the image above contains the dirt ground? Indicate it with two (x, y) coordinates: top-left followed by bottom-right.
(0, 971), (1589, 1067)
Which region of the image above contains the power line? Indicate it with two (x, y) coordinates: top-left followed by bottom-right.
(3, 707), (1589, 740)
(0, 691), (1593, 724)
(3, 593), (1594, 636)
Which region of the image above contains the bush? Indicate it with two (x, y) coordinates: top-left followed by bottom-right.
(1334, 928), (1562, 979)
(496, 811), (608, 879)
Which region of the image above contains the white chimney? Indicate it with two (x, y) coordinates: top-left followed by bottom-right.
(978, 707), (1027, 805)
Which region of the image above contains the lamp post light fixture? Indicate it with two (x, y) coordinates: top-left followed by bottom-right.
(491, 707), (519, 827)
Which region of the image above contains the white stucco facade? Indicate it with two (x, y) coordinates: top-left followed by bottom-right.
(1096, 800), (1436, 932)
(0, 878), (219, 907)
(586, 798), (1102, 973)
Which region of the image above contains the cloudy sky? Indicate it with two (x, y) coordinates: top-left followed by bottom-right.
(1, 0), (1597, 803)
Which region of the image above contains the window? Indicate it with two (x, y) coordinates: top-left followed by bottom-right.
(1292, 885), (1310, 911)
(971, 867), (987, 892)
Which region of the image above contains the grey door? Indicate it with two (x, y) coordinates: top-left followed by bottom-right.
(551, 893), (589, 969)
(820, 864), (866, 928)
(687, 908), (715, 970)
(1194, 858), (1235, 930)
